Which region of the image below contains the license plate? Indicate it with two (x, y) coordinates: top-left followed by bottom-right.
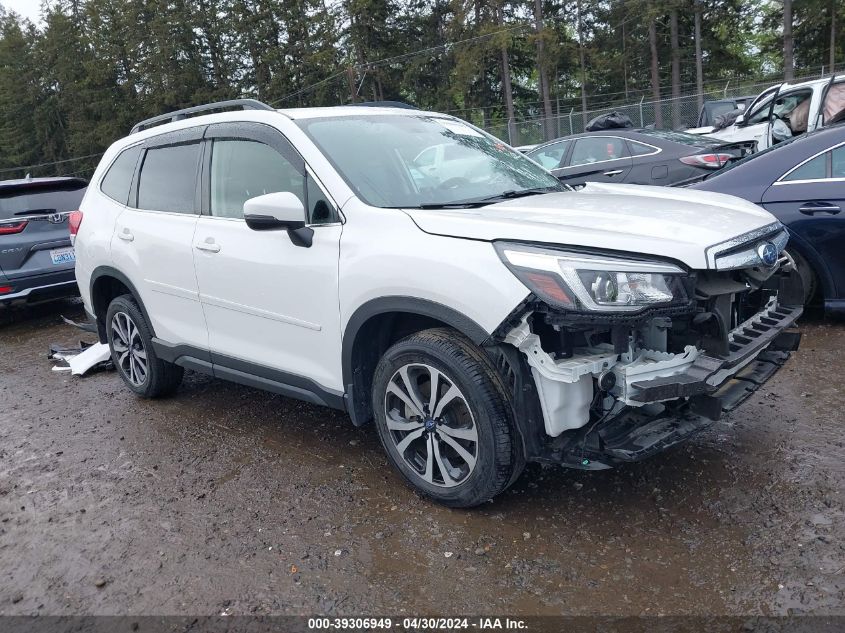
(50, 247), (75, 265)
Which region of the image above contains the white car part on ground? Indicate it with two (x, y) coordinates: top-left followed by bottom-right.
(49, 342), (112, 376)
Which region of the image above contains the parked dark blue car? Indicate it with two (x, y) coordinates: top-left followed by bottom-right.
(691, 123), (845, 315)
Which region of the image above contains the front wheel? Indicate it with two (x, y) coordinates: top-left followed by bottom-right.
(372, 328), (523, 508)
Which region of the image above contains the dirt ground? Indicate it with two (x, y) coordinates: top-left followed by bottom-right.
(1, 299), (843, 617)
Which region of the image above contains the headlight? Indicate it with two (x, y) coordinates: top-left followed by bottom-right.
(494, 242), (689, 313)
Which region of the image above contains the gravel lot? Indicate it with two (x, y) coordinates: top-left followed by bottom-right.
(1, 299), (843, 616)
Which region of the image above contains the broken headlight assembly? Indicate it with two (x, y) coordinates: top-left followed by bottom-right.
(495, 242), (690, 313)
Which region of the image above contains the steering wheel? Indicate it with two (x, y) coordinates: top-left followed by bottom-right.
(438, 177), (471, 190)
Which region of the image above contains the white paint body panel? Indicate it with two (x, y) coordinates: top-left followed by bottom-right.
(110, 208), (208, 349)
(403, 182), (776, 270)
(74, 142), (139, 309)
(337, 199), (530, 338)
(192, 216), (344, 391)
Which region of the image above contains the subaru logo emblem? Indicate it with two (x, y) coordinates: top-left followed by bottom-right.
(757, 241), (778, 267)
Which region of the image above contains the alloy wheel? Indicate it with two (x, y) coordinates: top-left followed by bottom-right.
(111, 311), (148, 387)
(383, 363), (478, 487)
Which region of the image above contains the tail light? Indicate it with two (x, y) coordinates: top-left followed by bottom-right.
(68, 210), (83, 244)
(0, 285), (13, 294)
(0, 220), (28, 235)
(680, 153), (734, 169)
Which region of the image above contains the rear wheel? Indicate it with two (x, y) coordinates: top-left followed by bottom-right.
(106, 295), (183, 398)
(372, 328), (523, 508)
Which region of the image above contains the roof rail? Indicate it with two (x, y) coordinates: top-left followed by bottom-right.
(130, 99), (275, 134)
(353, 100), (419, 110)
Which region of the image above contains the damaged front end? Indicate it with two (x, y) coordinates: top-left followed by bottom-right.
(491, 223), (802, 469)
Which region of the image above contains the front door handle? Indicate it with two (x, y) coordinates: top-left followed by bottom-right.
(117, 229), (134, 242)
(603, 169), (623, 176)
(195, 238), (221, 253)
(799, 203), (841, 215)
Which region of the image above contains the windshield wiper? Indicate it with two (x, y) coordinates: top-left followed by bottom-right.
(478, 186), (567, 202)
(412, 185), (567, 210)
(416, 201), (491, 209)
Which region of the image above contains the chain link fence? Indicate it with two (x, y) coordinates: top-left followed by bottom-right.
(465, 64), (845, 146)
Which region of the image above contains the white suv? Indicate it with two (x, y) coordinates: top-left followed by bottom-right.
(73, 100), (804, 507)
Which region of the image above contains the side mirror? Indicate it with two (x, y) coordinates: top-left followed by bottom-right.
(734, 113), (746, 126)
(243, 191), (312, 247)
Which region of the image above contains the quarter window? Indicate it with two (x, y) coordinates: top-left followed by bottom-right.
(832, 146), (845, 178)
(628, 140), (656, 157)
(306, 175), (338, 224)
(210, 139), (304, 219)
(101, 145), (141, 205)
(137, 143), (200, 213)
(784, 154), (827, 181)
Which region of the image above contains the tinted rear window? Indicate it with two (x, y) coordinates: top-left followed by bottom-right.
(137, 143), (200, 213)
(101, 145), (141, 205)
(0, 187), (86, 218)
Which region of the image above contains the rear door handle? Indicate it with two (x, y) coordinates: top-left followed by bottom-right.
(195, 238), (221, 253)
(603, 169), (623, 176)
(799, 203), (841, 215)
(117, 229), (134, 242)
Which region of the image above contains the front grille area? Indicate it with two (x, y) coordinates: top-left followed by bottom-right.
(705, 221), (788, 270)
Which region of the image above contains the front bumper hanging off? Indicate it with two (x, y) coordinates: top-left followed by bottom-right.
(509, 298), (803, 470)
(621, 298), (803, 415)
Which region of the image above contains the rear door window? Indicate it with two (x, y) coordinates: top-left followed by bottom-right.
(100, 145), (141, 205)
(569, 137), (628, 167)
(137, 143), (201, 213)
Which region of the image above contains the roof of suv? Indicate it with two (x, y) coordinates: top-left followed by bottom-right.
(276, 105), (444, 120)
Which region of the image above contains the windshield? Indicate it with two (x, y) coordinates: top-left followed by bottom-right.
(635, 128), (722, 148)
(296, 114), (563, 208)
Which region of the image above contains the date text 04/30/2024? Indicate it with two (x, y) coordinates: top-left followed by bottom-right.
(307, 617), (528, 630)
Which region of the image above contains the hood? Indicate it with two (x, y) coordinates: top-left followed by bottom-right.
(402, 182), (778, 270)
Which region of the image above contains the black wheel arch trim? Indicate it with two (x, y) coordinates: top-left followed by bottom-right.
(341, 296), (492, 388)
(341, 296), (493, 426)
(89, 266), (155, 344)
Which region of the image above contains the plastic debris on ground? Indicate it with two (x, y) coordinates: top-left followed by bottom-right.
(60, 314), (98, 334)
(48, 341), (113, 376)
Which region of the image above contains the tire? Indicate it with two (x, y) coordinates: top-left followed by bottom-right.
(105, 294), (183, 398)
(788, 249), (818, 305)
(372, 327), (524, 508)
